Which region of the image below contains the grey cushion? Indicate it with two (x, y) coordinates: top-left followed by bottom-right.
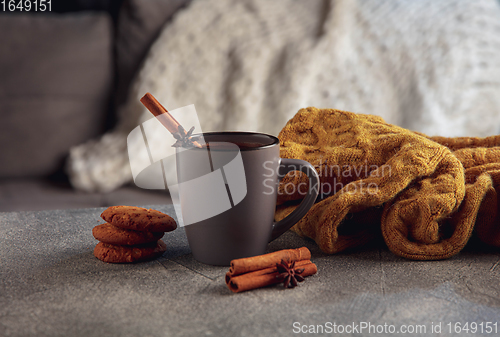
(0, 178), (172, 212)
(0, 13), (113, 177)
(115, 0), (190, 106)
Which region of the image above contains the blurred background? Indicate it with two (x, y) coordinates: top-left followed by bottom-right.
(1, 0), (499, 212)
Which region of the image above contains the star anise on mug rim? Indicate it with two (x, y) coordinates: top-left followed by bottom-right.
(171, 125), (201, 148)
(276, 259), (305, 288)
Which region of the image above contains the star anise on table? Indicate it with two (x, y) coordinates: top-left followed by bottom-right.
(171, 125), (201, 148)
(276, 259), (305, 288)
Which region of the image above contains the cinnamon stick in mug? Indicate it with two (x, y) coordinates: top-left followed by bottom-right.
(140, 92), (202, 148)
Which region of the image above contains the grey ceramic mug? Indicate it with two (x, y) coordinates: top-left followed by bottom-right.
(176, 132), (319, 265)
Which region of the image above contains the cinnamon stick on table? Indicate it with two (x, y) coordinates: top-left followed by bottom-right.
(228, 246), (311, 276)
(226, 259), (317, 293)
(225, 247), (317, 293)
(140, 92), (202, 148)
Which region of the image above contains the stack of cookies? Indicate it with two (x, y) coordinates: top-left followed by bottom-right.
(93, 206), (177, 263)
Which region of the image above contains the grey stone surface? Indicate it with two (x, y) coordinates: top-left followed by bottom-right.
(1, 205), (500, 337)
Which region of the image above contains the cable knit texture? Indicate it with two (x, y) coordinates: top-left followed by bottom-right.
(276, 107), (500, 260)
(66, 0), (500, 192)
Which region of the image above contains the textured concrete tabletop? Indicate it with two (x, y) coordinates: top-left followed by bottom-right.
(1, 205), (500, 337)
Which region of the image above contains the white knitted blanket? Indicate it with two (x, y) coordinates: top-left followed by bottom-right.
(67, 0), (500, 192)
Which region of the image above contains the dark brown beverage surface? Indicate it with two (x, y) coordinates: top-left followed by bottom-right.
(195, 132), (278, 151)
(203, 142), (263, 150)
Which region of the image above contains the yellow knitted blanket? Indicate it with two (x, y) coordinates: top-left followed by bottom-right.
(275, 107), (500, 260)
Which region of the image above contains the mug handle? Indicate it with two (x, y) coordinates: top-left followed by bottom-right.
(269, 158), (320, 241)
